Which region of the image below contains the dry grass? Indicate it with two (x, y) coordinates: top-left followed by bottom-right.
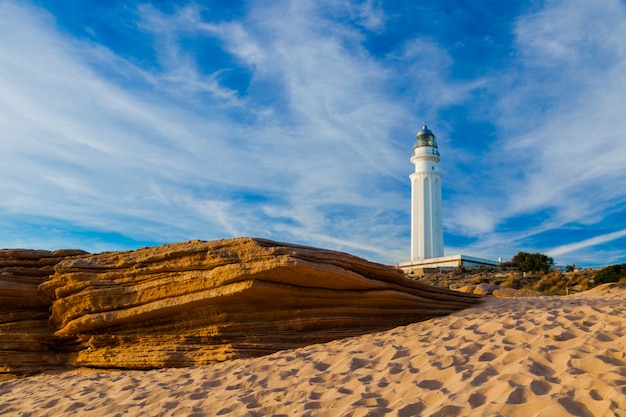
(412, 268), (599, 296)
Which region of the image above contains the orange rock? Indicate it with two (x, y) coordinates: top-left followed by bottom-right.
(3, 238), (482, 375)
(0, 249), (86, 377)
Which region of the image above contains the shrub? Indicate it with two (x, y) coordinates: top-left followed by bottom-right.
(577, 275), (590, 291)
(500, 271), (520, 289)
(533, 272), (566, 295)
(594, 264), (626, 284)
(509, 252), (554, 273)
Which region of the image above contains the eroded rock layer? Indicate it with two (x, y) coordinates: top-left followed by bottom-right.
(0, 249), (87, 375)
(40, 238), (481, 370)
(1, 238), (482, 375)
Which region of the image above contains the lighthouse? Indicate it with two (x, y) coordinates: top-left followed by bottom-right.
(410, 123), (444, 262)
(399, 124), (500, 273)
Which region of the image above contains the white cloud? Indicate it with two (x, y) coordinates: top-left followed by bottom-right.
(0, 2), (245, 241)
(547, 229), (626, 259)
(446, 0), (626, 256)
(6, 0), (622, 268)
(504, 1), (626, 221)
(1, 0), (453, 261)
(350, 0), (386, 32)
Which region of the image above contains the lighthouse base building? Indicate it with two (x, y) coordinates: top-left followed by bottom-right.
(398, 254), (500, 274)
(398, 124), (499, 274)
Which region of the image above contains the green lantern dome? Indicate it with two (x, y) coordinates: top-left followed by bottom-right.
(414, 123), (437, 148)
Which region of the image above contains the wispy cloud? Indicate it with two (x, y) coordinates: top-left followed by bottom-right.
(0, 0), (477, 261)
(1, 0), (625, 267)
(547, 229), (626, 259)
(444, 0), (626, 264)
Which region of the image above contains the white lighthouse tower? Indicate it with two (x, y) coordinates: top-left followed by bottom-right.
(410, 123), (444, 262)
(399, 124), (500, 273)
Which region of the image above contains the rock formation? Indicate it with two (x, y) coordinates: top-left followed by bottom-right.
(2, 238), (481, 376)
(449, 283), (543, 297)
(0, 249), (87, 376)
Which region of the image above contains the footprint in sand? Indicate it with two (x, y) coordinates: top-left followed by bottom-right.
(377, 378), (390, 388)
(398, 402), (425, 417)
(63, 401), (86, 412)
(201, 379), (222, 388)
(387, 362), (403, 375)
(350, 357), (372, 370)
(506, 386), (528, 404)
(276, 368), (298, 379)
(470, 367), (498, 386)
(41, 399), (60, 409)
(308, 391), (322, 400)
(430, 404), (462, 417)
(530, 379), (552, 395)
(309, 375), (326, 384)
(313, 361), (331, 371)
(189, 391), (208, 400)
(468, 392), (486, 408)
(478, 352), (498, 362)
(549, 331), (576, 341)
(391, 347), (410, 360)
(595, 332), (616, 342)
(557, 397), (595, 417)
(417, 379), (443, 390)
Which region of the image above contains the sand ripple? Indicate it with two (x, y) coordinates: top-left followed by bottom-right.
(1, 286), (625, 416)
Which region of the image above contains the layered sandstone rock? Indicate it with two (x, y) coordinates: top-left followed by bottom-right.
(0, 238), (482, 376)
(0, 249), (87, 376)
(39, 238), (482, 370)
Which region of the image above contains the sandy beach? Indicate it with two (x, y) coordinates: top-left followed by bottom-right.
(1, 284), (624, 417)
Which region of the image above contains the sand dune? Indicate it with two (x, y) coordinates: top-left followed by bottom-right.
(1, 284), (624, 417)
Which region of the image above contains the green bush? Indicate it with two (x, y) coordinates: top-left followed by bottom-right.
(508, 251), (554, 273)
(594, 264), (626, 284)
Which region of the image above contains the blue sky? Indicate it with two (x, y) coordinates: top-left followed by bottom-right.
(1, 0), (626, 267)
